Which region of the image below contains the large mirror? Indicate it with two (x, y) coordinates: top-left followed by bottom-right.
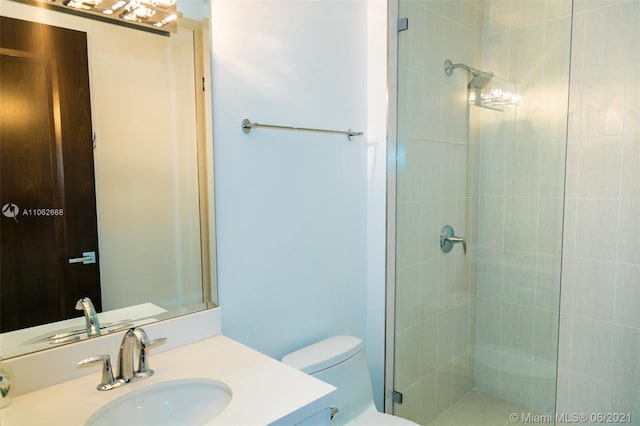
(0, 0), (216, 359)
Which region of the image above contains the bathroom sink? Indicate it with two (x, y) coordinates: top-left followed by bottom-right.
(86, 378), (232, 426)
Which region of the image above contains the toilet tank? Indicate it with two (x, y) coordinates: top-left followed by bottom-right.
(282, 336), (373, 425)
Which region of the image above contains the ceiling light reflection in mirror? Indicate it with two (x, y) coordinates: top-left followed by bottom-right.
(28, 0), (181, 33)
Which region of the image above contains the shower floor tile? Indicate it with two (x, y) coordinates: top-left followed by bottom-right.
(426, 390), (532, 426)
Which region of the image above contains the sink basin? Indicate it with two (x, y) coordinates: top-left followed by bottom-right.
(86, 378), (232, 426)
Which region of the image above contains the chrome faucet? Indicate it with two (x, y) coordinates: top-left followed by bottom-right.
(117, 327), (159, 382)
(75, 297), (101, 337)
(76, 327), (166, 391)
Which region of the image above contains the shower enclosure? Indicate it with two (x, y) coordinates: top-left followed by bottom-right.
(387, 1), (572, 424)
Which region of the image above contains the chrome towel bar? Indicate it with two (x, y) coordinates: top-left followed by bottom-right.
(241, 118), (363, 141)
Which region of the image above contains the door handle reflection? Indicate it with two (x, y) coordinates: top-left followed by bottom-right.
(69, 251), (97, 264)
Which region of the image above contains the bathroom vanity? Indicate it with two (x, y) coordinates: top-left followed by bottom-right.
(0, 309), (335, 425)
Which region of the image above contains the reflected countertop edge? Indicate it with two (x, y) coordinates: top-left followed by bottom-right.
(0, 302), (169, 359)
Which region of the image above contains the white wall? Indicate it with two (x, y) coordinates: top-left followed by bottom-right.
(365, 0), (389, 411)
(557, 0), (640, 420)
(90, 22), (203, 312)
(211, 0), (376, 379)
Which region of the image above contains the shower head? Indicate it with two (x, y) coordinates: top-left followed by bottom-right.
(467, 71), (494, 89)
(444, 59), (519, 111)
(444, 59), (495, 89)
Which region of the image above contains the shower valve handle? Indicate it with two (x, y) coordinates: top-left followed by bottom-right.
(440, 225), (466, 255)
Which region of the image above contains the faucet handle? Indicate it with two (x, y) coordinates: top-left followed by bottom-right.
(148, 337), (168, 348)
(76, 355), (123, 391)
(136, 336), (167, 378)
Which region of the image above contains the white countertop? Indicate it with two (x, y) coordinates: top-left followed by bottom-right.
(0, 335), (336, 425)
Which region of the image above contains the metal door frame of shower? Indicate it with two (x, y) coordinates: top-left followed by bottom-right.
(383, 0), (400, 415)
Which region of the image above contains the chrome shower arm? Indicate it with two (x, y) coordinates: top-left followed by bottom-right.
(444, 59), (480, 77)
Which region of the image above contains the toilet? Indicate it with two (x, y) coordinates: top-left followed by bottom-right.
(282, 336), (418, 425)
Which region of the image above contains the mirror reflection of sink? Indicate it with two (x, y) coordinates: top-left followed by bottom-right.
(32, 320), (135, 345)
(86, 378), (232, 426)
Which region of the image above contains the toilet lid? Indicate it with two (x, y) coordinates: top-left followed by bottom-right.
(282, 336), (364, 374)
(349, 407), (419, 426)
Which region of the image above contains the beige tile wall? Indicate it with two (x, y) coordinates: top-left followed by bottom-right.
(557, 0), (640, 422)
(394, 1), (638, 423)
(471, 0), (571, 414)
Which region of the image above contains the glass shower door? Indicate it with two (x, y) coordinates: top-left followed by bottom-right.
(391, 1), (573, 424)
